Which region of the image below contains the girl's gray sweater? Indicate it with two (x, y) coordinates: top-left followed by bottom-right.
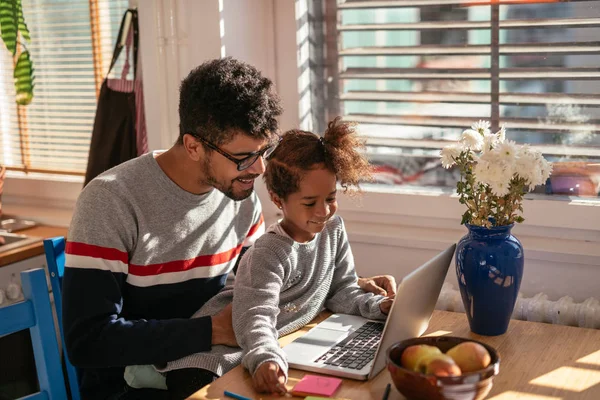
(160, 215), (385, 377)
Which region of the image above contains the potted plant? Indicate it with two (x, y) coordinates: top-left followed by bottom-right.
(440, 121), (552, 335)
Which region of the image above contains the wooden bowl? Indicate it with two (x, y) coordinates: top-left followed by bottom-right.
(386, 336), (500, 400)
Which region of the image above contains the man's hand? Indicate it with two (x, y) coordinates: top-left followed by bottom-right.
(252, 361), (287, 394)
(211, 304), (237, 347)
(358, 275), (397, 297)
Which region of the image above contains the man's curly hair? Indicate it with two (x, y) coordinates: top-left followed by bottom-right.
(264, 117), (373, 200)
(178, 57), (282, 145)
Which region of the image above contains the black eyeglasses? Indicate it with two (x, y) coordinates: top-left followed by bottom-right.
(191, 134), (281, 171)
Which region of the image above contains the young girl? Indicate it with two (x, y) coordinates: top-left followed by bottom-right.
(126, 118), (393, 397)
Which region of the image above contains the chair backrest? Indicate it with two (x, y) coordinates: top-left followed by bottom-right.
(44, 237), (80, 400)
(0, 268), (67, 399)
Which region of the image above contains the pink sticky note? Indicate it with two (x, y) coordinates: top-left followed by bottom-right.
(291, 374), (343, 397)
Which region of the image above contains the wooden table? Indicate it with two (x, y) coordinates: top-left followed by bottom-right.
(195, 310), (600, 400)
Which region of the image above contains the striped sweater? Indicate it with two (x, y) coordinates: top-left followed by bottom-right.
(62, 152), (263, 399)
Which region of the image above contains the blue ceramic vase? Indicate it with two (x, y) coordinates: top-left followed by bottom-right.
(456, 224), (524, 336)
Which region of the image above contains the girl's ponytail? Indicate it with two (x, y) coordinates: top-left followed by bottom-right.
(322, 117), (373, 192)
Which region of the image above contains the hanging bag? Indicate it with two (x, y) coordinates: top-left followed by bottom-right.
(84, 9), (143, 186)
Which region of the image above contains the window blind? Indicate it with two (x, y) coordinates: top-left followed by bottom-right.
(0, 0), (129, 176)
(326, 0), (600, 187)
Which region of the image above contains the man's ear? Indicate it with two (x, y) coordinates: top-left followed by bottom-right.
(269, 191), (283, 210)
(183, 133), (204, 161)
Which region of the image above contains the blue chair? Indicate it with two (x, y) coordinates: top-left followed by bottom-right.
(44, 237), (80, 400)
(0, 268), (67, 399)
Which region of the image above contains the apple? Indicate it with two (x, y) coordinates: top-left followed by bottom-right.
(415, 353), (462, 377)
(446, 341), (491, 373)
(401, 344), (442, 371)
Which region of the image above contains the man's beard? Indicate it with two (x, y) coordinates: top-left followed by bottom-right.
(202, 159), (257, 201)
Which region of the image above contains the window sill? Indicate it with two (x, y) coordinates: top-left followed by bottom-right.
(337, 184), (600, 231)
(332, 184), (600, 266)
(2, 171), (82, 227)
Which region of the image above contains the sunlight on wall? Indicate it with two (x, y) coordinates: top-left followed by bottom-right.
(219, 0), (226, 57)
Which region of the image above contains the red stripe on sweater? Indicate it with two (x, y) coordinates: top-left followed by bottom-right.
(66, 217), (263, 277)
(128, 244), (243, 276)
(66, 241), (128, 263)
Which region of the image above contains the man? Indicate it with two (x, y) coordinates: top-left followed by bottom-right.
(63, 58), (396, 399)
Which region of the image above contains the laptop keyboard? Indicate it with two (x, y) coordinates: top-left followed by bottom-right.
(314, 321), (384, 370)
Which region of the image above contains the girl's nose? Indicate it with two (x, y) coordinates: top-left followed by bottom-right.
(315, 202), (329, 218)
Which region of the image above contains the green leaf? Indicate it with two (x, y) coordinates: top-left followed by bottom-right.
(14, 49), (34, 105)
(0, 0), (19, 55)
(461, 211), (470, 225)
(16, 0), (29, 41)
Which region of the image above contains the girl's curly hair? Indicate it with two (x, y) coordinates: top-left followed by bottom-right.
(264, 117), (372, 200)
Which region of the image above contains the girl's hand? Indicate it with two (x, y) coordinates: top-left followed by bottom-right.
(252, 361), (287, 395)
(379, 296), (395, 314)
(358, 275), (397, 297)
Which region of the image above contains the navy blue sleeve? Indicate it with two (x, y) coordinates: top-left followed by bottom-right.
(62, 268), (213, 368)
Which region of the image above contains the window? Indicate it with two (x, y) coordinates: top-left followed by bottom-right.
(305, 0), (600, 198)
(0, 0), (129, 176)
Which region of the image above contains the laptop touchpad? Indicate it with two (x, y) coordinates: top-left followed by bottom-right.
(284, 328), (348, 361)
(294, 328), (348, 346)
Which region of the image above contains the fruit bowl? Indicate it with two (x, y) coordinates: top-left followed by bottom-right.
(386, 336), (500, 400)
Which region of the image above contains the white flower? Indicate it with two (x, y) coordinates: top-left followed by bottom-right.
(473, 159), (491, 185)
(489, 180), (511, 197)
(540, 157), (553, 183)
(482, 133), (499, 152)
(471, 120), (491, 135)
(495, 140), (518, 164)
(440, 144), (463, 169)
(473, 151), (514, 195)
(515, 149), (540, 189)
(496, 124), (506, 143)
(461, 129), (484, 151)
(514, 145), (552, 190)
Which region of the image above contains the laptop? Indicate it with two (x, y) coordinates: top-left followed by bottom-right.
(282, 243), (456, 380)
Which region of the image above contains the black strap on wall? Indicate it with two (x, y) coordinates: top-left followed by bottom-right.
(107, 8), (139, 80)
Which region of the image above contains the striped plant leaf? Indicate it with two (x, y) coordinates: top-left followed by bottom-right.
(14, 49), (34, 105)
(0, 0), (18, 55)
(16, 0), (29, 41)
(1, 0), (34, 105)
